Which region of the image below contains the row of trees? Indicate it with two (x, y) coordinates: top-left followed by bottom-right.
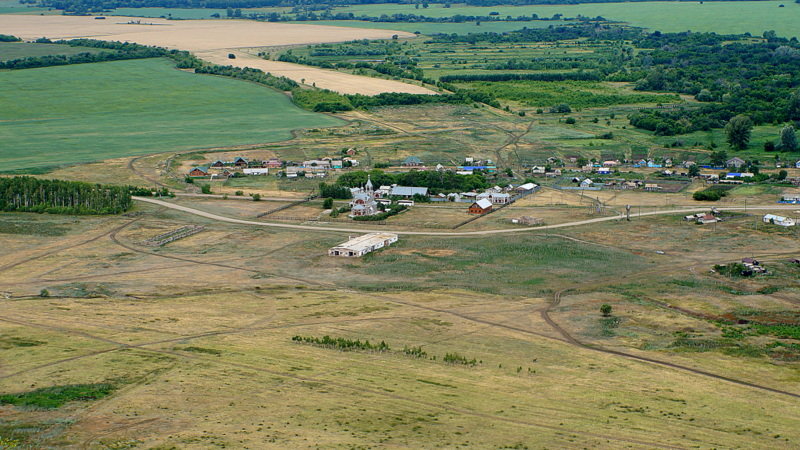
(291, 335), (390, 352)
(0, 39), (169, 70)
(335, 169), (489, 194)
(439, 70), (602, 83)
(0, 177), (133, 214)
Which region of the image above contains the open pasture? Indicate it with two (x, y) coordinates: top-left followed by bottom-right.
(0, 58), (343, 172)
(1, 203), (800, 447)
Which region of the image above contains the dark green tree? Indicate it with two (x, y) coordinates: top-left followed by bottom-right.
(780, 125), (797, 152)
(725, 115), (753, 150)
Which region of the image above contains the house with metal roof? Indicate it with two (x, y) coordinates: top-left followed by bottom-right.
(402, 156), (422, 167)
(390, 186), (428, 199)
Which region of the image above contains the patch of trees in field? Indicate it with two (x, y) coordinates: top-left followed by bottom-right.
(292, 87), (499, 112)
(0, 177), (132, 214)
(0, 39), (168, 69)
(291, 335), (390, 352)
(0, 34), (21, 42)
(278, 49), (428, 82)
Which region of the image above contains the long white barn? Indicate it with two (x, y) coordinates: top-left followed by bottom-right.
(328, 233), (399, 257)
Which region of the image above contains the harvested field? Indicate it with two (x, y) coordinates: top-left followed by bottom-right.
(198, 49), (436, 95)
(0, 15), (432, 95)
(0, 15), (413, 52)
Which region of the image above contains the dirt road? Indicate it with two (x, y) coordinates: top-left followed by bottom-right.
(134, 196), (800, 236)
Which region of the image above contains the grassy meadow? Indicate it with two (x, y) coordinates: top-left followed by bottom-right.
(0, 58), (343, 172)
(1, 204), (799, 447)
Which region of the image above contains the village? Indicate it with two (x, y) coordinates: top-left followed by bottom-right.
(184, 152), (800, 224)
(178, 151), (800, 262)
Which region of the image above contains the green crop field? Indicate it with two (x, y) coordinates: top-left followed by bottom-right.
(324, 1), (800, 37)
(0, 58), (344, 172)
(0, 42), (112, 61)
(0, 0), (47, 14)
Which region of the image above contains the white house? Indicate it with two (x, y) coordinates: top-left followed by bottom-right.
(243, 168), (269, 175)
(328, 233), (399, 257)
(516, 182), (537, 192)
(530, 166), (546, 174)
(763, 214), (796, 227)
(580, 179), (594, 188)
(489, 192), (511, 204)
(597, 167), (611, 175)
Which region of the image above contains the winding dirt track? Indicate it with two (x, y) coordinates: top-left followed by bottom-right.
(0, 314), (676, 449)
(134, 196), (800, 236)
(541, 290), (800, 400)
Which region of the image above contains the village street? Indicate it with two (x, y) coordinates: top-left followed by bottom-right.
(134, 196), (800, 237)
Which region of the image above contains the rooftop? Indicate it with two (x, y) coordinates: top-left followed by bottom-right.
(331, 233), (398, 252)
(391, 186), (428, 196)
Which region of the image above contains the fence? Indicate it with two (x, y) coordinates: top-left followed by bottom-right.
(256, 195), (317, 218)
(142, 225), (204, 247)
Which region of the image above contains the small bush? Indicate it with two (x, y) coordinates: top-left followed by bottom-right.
(0, 383), (115, 409)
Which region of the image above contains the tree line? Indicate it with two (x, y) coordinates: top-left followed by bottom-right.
(0, 177), (133, 214)
(439, 71), (602, 83)
(0, 39), (168, 70)
(335, 169), (489, 194)
(33, 0), (759, 14)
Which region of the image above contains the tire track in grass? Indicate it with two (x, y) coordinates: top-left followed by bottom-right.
(541, 289), (800, 399)
(0, 314), (675, 448)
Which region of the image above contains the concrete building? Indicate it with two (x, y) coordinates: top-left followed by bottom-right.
(328, 233), (399, 257)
